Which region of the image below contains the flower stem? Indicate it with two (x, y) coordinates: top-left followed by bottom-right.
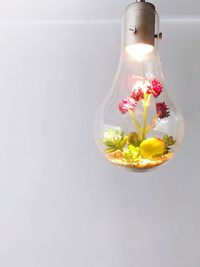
(128, 110), (142, 133)
(145, 113), (160, 134)
(141, 94), (151, 141)
(142, 106), (147, 140)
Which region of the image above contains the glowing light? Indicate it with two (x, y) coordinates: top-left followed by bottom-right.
(125, 43), (154, 61)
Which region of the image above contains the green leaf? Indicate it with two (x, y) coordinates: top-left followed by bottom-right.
(119, 136), (128, 149)
(102, 139), (115, 147)
(163, 135), (176, 146)
(104, 147), (118, 153)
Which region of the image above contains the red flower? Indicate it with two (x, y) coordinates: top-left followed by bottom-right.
(119, 97), (137, 114)
(156, 102), (170, 119)
(147, 79), (163, 98)
(130, 88), (144, 101)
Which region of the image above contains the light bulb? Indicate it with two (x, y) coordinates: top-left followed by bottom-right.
(125, 43), (154, 61)
(94, 0), (184, 172)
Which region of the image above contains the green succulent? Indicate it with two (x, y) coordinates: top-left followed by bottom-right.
(163, 135), (176, 147)
(102, 128), (128, 153)
(123, 145), (140, 162)
(128, 132), (142, 147)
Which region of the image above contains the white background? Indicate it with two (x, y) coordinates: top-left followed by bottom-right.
(0, 0), (199, 266)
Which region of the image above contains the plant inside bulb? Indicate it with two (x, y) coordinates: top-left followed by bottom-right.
(101, 78), (176, 170)
(94, 1), (184, 172)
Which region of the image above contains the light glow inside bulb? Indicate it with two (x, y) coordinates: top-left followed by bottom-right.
(125, 43), (154, 61)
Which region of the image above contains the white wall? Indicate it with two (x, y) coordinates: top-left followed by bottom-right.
(0, 6), (199, 267)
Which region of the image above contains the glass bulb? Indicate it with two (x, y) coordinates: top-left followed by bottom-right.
(94, 2), (184, 172)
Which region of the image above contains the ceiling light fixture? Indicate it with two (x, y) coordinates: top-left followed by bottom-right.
(94, 0), (184, 172)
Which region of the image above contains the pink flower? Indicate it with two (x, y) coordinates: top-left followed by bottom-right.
(119, 97), (137, 114)
(130, 88), (144, 101)
(147, 79), (163, 98)
(156, 102), (170, 119)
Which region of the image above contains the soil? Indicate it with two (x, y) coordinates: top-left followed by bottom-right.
(105, 150), (173, 171)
